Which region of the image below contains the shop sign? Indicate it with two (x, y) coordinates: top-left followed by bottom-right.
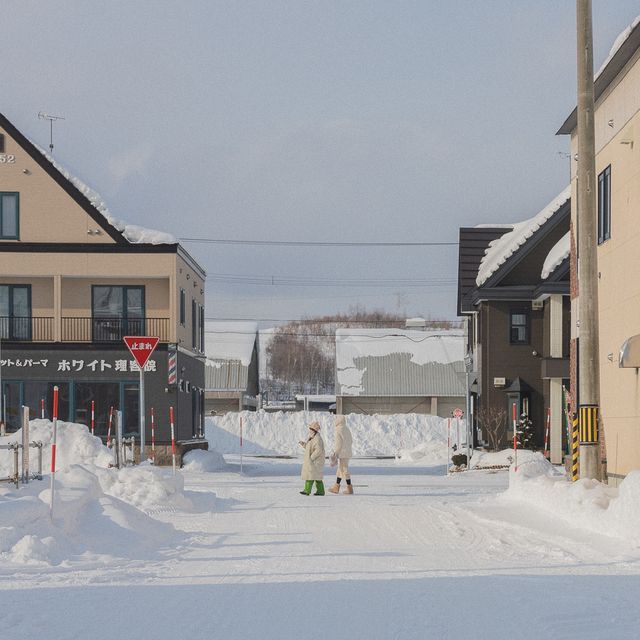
(0, 357), (157, 373)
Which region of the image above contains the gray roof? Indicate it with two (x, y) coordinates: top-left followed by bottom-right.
(338, 353), (466, 398)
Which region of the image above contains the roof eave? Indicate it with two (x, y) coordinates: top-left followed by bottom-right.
(557, 23), (640, 135)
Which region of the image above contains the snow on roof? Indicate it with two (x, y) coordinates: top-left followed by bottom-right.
(33, 142), (177, 245)
(476, 186), (570, 287)
(335, 328), (464, 395)
(205, 321), (258, 366)
(541, 231), (570, 280)
(595, 15), (640, 80)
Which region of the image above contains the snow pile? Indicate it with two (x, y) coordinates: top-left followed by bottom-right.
(470, 448), (539, 469)
(32, 142), (176, 245)
(0, 419), (112, 477)
(0, 465), (179, 566)
(476, 186), (570, 286)
(183, 448), (229, 472)
(97, 465), (192, 511)
(504, 454), (640, 544)
(541, 231), (570, 279)
(206, 411), (453, 460)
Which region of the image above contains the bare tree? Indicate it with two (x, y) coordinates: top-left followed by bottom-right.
(477, 406), (507, 451)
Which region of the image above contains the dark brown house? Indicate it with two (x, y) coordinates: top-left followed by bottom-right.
(457, 189), (571, 462)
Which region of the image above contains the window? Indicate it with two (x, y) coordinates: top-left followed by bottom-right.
(179, 289), (186, 326)
(200, 305), (205, 353)
(92, 285), (145, 341)
(509, 309), (529, 344)
(598, 165), (611, 244)
(0, 193), (19, 239)
(192, 298), (197, 348)
(0, 284), (31, 340)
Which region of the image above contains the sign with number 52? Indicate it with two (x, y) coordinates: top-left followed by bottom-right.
(0, 155), (16, 164)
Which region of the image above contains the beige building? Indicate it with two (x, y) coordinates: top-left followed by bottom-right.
(0, 112), (206, 462)
(558, 20), (640, 483)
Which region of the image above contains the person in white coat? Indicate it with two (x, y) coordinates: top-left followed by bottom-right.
(299, 421), (325, 495)
(329, 415), (354, 494)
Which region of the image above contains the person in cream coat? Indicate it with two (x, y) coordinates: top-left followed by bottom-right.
(299, 422), (325, 495)
(329, 415), (354, 494)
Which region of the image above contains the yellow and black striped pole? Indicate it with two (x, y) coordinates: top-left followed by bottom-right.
(571, 415), (579, 482)
(579, 405), (598, 443)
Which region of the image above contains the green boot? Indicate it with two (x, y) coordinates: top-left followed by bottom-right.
(314, 480), (325, 496)
(300, 480), (313, 495)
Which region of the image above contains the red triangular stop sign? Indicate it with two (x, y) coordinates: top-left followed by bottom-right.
(123, 336), (160, 369)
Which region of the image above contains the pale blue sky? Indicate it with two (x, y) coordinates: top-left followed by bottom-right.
(3, 1), (639, 322)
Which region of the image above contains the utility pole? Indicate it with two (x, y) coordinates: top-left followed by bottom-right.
(576, 0), (602, 480)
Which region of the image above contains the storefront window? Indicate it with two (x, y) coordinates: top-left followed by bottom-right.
(75, 382), (120, 436)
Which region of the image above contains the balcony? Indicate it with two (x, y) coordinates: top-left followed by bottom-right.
(0, 317), (171, 343)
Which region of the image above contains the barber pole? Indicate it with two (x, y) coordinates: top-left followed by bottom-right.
(543, 408), (551, 459)
(107, 406), (114, 447)
(170, 406), (176, 475)
(41, 398), (45, 419)
(150, 407), (156, 464)
(91, 400), (95, 436)
(49, 386), (59, 517)
(512, 402), (518, 472)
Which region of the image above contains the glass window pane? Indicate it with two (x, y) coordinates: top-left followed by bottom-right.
(1, 195), (17, 237)
(75, 382), (120, 437)
(93, 286), (123, 317)
(126, 288), (144, 318)
(123, 383), (139, 437)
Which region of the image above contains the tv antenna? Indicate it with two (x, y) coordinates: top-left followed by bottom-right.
(38, 111), (65, 153)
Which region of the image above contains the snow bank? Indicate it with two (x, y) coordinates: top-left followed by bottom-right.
(206, 411), (454, 461)
(0, 419), (198, 565)
(0, 419), (112, 477)
(503, 453), (640, 544)
(470, 448), (539, 469)
(183, 448), (228, 472)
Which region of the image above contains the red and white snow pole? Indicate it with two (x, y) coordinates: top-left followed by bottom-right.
(170, 406), (176, 475)
(107, 405), (113, 447)
(543, 407), (551, 460)
(150, 407), (156, 464)
(91, 400), (95, 436)
(512, 402), (518, 472)
(240, 415), (244, 475)
(49, 386), (59, 518)
(41, 397), (45, 419)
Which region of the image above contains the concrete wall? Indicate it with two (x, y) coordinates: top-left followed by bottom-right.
(339, 395), (464, 418)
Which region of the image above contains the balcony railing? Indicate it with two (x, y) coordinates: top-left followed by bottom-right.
(0, 317), (171, 343)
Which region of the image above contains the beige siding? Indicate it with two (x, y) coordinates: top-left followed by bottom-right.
(176, 254), (205, 352)
(570, 45), (640, 479)
(0, 125), (116, 244)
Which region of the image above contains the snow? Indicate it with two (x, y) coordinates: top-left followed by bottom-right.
(335, 328), (464, 394)
(541, 231), (570, 279)
(470, 447), (539, 469)
(595, 15), (640, 80)
(205, 321), (258, 366)
(206, 410), (457, 459)
(182, 448), (228, 472)
(3, 414), (640, 639)
(32, 142), (177, 245)
(476, 186), (570, 286)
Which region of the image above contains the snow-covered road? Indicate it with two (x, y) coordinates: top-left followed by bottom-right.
(2, 458), (640, 639)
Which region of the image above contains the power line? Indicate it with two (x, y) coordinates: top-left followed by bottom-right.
(180, 237), (458, 247)
(206, 272), (456, 288)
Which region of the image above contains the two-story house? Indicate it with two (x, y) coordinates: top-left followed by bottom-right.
(558, 16), (640, 484)
(457, 189), (571, 461)
(0, 112), (206, 463)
